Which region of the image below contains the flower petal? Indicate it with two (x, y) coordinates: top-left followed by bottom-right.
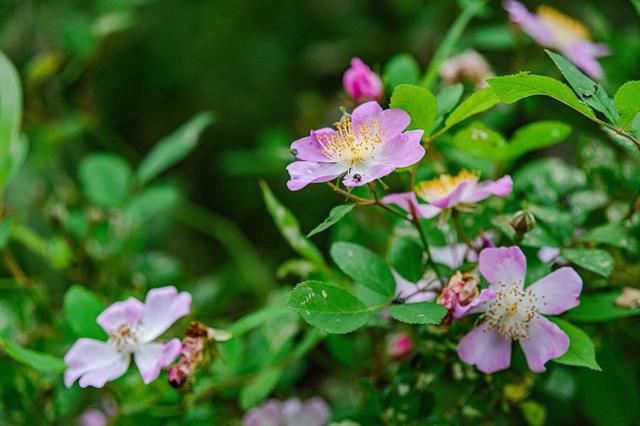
(453, 289), (496, 318)
(479, 246), (527, 290)
(430, 180), (477, 209)
(283, 397), (331, 426)
(286, 161), (346, 191)
(458, 322), (512, 373)
(382, 192), (441, 219)
(64, 338), (128, 388)
(376, 130), (425, 168)
(378, 108), (411, 140)
(461, 175), (513, 204)
(562, 42), (607, 79)
(96, 297), (144, 333)
(290, 128), (335, 162)
(504, 0), (555, 46)
(134, 339), (182, 384)
(392, 270), (438, 303)
(351, 101), (383, 129)
(529, 267), (582, 315)
(139, 286), (191, 343)
(242, 400), (283, 426)
(430, 244), (468, 269)
(519, 316), (569, 372)
(342, 164), (394, 187)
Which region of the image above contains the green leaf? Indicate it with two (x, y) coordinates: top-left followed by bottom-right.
(520, 400), (547, 426)
(567, 290), (640, 322)
(136, 111), (214, 185)
(550, 318), (601, 371)
(288, 281), (371, 334)
(444, 87), (500, 129)
(330, 242), (395, 297)
(123, 185), (179, 224)
(389, 235), (424, 283)
(78, 153), (132, 208)
(0, 50), (23, 191)
(453, 121), (507, 161)
(504, 121), (571, 162)
(307, 204), (355, 238)
(580, 223), (635, 252)
(63, 285), (106, 340)
(0, 338), (66, 373)
(388, 302), (447, 325)
(259, 181), (324, 266)
(0, 218), (12, 249)
(487, 73), (595, 119)
(383, 53), (421, 91)
(239, 366), (281, 410)
(546, 50), (618, 123)
(5, 134), (28, 185)
(436, 83), (464, 117)
(614, 80), (640, 130)
(390, 84), (437, 134)
(561, 248), (614, 278)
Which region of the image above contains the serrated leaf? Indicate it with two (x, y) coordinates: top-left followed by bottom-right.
(78, 153), (132, 208)
(566, 290), (640, 322)
(384, 53), (421, 91)
(330, 242), (395, 297)
(63, 285), (106, 340)
(488, 73), (595, 118)
(136, 111), (214, 185)
(307, 204), (355, 238)
(614, 80), (640, 130)
(239, 366), (281, 409)
(445, 87), (500, 129)
(288, 281), (371, 334)
(561, 248), (614, 278)
(388, 302), (447, 325)
(550, 318), (601, 371)
(0, 338), (66, 373)
(390, 84), (437, 134)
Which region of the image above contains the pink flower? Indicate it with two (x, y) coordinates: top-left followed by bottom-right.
(343, 57), (384, 103)
(287, 102), (425, 191)
(79, 409), (107, 426)
(387, 333), (414, 361)
(392, 270), (440, 303)
(243, 397), (330, 426)
(383, 171), (512, 218)
(64, 286), (191, 388)
(457, 246), (582, 374)
(439, 272), (480, 313)
(440, 49), (494, 88)
(504, 1), (609, 79)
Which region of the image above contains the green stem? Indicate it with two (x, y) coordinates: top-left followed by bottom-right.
(408, 202), (445, 283)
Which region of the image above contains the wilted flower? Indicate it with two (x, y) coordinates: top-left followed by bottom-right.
(64, 286), (191, 388)
(393, 270), (440, 303)
(287, 102), (425, 191)
(343, 57), (384, 103)
(387, 333), (414, 361)
(383, 171), (512, 218)
(243, 397), (330, 426)
(439, 272), (480, 317)
(439, 49), (494, 88)
(504, 0), (609, 78)
(457, 246), (582, 373)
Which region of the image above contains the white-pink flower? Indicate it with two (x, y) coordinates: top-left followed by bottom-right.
(64, 286), (191, 388)
(457, 246), (582, 374)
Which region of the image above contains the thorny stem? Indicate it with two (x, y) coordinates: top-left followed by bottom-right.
(408, 201), (446, 283)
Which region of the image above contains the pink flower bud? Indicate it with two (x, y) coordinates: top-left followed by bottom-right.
(342, 57), (383, 103)
(387, 333), (413, 361)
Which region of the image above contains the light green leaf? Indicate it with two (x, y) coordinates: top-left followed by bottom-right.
(288, 281), (371, 334)
(436, 83), (464, 117)
(136, 111), (214, 185)
(551, 318), (601, 371)
(63, 285), (106, 340)
(388, 302), (447, 325)
(307, 204), (355, 238)
(488, 73), (595, 118)
(444, 87), (500, 130)
(520, 400), (547, 426)
(123, 185), (179, 224)
(504, 121), (571, 162)
(390, 84), (437, 134)
(260, 181), (324, 266)
(0, 338), (66, 373)
(0, 50), (23, 191)
(239, 366), (281, 409)
(614, 80), (640, 130)
(546, 50), (618, 123)
(330, 242), (395, 297)
(567, 290), (640, 322)
(580, 223), (636, 252)
(384, 53), (421, 91)
(78, 153), (132, 207)
(453, 121), (507, 161)
(561, 248), (614, 278)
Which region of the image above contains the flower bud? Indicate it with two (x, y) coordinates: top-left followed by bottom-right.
(168, 321), (214, 388)
(387, 333), (413, 361)
(439, 272), (480, 311)
(343, 57), (383, 103)
(509, 210), (536, 235)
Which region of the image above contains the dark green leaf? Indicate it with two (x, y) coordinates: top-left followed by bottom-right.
(561, 248), (614, 278)
(307, 204), (355, 238)
(444, 87), (500, 129)
(0, 339), (66, 373)
(331, 242), (395, 297)
(550, 318), (601, 371)
(383, 53), (421, 91)
(388, 302), (447, 325)
(580, 223), (635, 252)
(389, 235), (424, 282)
(239, 366), (281, 409)
(504, 121), (571, 162)
(63, 285), (106, 340)
(0, 218), (12, 249)
(0, 50), (23, 191)
(567, 290), (640, 322)
(614, 80), (640, 130)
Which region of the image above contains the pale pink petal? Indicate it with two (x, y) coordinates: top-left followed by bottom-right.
(392, 270), (438, 303)
(430, 243), (468, 269)
(79, 409), (107, 426)
(64, 338), (128, 388)
(376, 130), (425, 168)
(96, 297), (144, 333)
(529, 267), (582, 315)
(134, 339), (182, 384)
(78, 357), (129, 388)
(430, 180), (477, 209)
(139, 286), (191, 343)
(479, 246), (527, 290)
(461, 175), (513, 203)
(286, 161), (347, 191)
(378, 108), (411, 140)
(458, 322), (512, 373)
(453, 289), (497, 318)
(537, 246), (561, 264)
(290, 128), (335, 162)
(504, 0), (555, 46)
(351, 101), (383, 129)
(283, 397), (330, 426)
(342, 164), (394, 187)
(243, 400), (283, 426)
(562, 42), (608, 79)
(382, 192), (442, 219)
(519, 316), (569, 372)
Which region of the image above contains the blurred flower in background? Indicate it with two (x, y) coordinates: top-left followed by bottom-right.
(439, 49), (494, 88)
(243, 397), (330, 426)
(343, 57), (384, 103)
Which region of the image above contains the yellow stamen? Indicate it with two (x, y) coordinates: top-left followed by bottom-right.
(315, 116), (384, 168)
(536, 5), (591, 46)
(415, 170), (479, 203)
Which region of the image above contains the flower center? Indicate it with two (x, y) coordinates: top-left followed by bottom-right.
(415, 170), (479, 203)
(109, 323), (141, 354)
(536, 5), (590, 47)
(485, 286), (540, 340)
(316, 116), (384, 168)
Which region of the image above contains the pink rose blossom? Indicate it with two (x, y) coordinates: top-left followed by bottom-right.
(457, 246), (582, 374)
(243, 397), (330, 426)
(387, 333), (414, 361)
(383, 171), (512, 218)
(504, 1), (609, 79)
(64, 286), (191, 388)
(343, 57), (384, 103)
(287, 101), (425, 191)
